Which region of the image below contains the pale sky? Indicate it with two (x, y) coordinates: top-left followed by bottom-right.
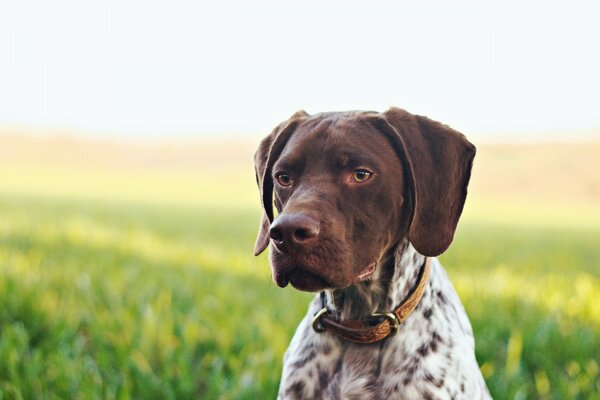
(1, 1), (599, 140)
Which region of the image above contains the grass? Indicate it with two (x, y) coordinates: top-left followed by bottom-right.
(0, 157), (599, 399)
(0, 195), (303, 399)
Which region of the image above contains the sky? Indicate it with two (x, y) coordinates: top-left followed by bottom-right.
(1, 1), (600, 140)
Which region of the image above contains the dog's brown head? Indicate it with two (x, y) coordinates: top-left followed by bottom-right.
(253, 107), (475, 292)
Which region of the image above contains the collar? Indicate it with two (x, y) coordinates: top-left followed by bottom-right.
(312, 257), (431, 344)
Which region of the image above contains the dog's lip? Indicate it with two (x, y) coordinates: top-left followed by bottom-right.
(278, 262), (377, 292)
(287, 269), (329, 292)
(352, 262), (377, 284)
(273, 270), (289, 288)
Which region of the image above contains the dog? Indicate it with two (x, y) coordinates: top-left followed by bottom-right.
(253, 107), (491, 399)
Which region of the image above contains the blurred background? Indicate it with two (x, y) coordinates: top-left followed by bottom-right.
(1, 1), (599, 399)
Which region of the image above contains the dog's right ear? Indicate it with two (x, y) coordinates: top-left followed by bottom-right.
(253, 110), (308, 256)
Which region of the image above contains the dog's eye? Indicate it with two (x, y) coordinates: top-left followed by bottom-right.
(276, 172), (292, 186)
(352, 169), (372, 183)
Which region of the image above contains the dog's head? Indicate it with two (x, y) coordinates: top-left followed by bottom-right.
(253, 107), (475, 292)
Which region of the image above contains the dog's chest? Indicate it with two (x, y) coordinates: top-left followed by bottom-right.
(279, 320), (465, 399)
(278, 263), (488, 399)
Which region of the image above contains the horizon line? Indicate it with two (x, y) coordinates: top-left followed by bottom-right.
(1, 122), (599, 145)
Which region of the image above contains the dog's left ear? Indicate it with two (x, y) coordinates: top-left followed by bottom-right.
(368, 107), (476, 256)
(253, 110), (309, 256)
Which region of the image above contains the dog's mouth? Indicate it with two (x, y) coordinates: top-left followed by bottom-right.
(352, 262), (377, 284)
(273, 267), (330, 292)
(287, 269), (329, 292)
(273, 262), (377, 292)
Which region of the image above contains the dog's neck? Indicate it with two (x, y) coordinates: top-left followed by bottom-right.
(324, 239), (426, 320)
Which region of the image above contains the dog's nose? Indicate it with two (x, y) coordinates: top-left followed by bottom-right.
(269, 213), (320, 253)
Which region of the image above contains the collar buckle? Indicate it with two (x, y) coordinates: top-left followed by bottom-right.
(312, 307), (328, 333)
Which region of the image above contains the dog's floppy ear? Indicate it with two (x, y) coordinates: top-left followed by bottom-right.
(369, 107), (476, 256)
(253, 110), (309, 256)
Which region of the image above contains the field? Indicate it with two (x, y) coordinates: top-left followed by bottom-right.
(0, 134), (599, 399)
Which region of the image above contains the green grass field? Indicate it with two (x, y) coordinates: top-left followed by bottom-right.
(0, 146), (599, 399)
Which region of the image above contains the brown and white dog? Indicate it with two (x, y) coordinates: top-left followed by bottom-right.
(253, 108), (491, 399)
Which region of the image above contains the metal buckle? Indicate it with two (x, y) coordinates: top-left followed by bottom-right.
(312, 307), (328, 333)
(370, 312), (400, 333)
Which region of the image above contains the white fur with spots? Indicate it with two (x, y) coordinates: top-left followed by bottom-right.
(277, 241), (491, 400)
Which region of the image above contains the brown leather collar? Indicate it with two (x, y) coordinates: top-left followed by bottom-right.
(312, 257), (431, 344)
